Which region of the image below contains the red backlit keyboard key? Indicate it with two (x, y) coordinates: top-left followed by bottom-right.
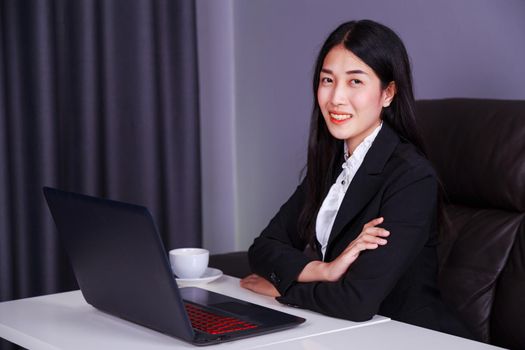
(184, 303), (259, 335)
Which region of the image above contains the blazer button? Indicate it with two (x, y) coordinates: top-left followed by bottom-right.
(269, 272), (280, 285)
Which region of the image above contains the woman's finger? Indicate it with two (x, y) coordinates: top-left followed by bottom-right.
(360, 234), (388, 245)
(363, 217), (384, 229)
(362, 226), (390, 237)
(240, 274), (280, 297)
(240, 274), (261, 285)
(355, 241), (380, 251)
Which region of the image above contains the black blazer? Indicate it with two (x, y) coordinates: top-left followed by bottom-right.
(248, 123), (471, 337)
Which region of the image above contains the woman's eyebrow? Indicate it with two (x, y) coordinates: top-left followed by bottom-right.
(346, 69), (368, 75)
(321, 68), (368, 75)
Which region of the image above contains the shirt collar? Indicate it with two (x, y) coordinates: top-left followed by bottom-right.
(344, 122), (383, 164)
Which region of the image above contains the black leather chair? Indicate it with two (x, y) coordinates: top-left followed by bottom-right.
(210, 98), (525, 350)
(417, 99), (525, 350)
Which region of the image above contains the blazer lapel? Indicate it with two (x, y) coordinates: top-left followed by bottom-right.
(326, 123), (400, 251)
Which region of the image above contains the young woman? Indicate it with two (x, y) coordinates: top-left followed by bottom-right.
(241, 19), (471, 338)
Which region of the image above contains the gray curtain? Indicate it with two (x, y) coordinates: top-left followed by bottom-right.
(0, 0), (201, 346)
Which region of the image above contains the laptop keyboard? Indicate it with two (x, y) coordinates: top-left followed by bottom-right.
(184, 302), (259, 335)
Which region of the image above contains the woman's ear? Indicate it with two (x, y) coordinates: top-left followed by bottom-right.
(382, 81), (397, 107)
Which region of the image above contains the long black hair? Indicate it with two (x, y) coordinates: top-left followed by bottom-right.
(298, 20), (437, 246)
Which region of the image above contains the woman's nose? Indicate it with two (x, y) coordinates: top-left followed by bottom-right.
(330, 83), (347, 105)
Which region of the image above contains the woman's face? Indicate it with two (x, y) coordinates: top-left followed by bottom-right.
(317, 45), (395, 154)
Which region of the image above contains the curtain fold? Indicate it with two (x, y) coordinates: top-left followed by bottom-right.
(0, 0), (201, 323)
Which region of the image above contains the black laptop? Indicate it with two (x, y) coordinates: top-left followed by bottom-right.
(43, 187), (305, 346)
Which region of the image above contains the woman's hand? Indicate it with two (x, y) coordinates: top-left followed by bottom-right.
(325, 217), (389, 281)
(298, 217), (389, 283)
(240, 274), (281, 297)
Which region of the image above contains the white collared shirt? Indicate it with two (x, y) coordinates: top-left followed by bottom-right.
(315, 123), (383, 260)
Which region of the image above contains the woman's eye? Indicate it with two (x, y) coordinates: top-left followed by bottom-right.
(321, 77), (333, 84)
(349, 79), (362, 86)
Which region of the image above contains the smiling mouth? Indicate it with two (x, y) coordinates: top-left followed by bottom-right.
(329, 112), (352, 124)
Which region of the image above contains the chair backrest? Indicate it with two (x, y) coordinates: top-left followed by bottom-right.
(416, 98), (525, 349)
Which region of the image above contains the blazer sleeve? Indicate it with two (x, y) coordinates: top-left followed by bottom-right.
(248, 180), (315, 294)
(275, 164), (438, 321)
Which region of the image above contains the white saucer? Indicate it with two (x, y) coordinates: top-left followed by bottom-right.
(175, 267), (223, 286)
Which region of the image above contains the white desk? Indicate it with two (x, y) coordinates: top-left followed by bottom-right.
(0, 275), (388, 349)
(0, 275), (503, 349)
(252, 319), (504, 350)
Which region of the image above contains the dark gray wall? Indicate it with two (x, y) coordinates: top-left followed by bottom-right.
(198, 0), (525, 253)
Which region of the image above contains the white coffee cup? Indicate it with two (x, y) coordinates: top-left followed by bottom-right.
(169, 248), (209, 279)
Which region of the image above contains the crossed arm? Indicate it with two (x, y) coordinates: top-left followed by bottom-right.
(240, 166), (437, 321)
(240, 217), (389, 296)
